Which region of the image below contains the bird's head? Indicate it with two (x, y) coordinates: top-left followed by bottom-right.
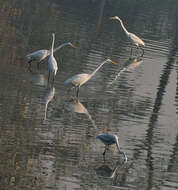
(52, 33), (55, 37)
(109, 16), (121, 22)
(68, 42), (77, 49)
(122, 152), (128, 163)
(106, 59), (117, 65)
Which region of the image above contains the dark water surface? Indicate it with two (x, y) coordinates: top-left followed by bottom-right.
(0, 0), (178, 189)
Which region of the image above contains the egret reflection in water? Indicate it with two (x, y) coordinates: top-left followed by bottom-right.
(64, 98), (96, 129)
(95, 161), (124, 179)
(44, 84), (55, 120)
(110, 56), (143, 85)
(28, 72), (47, 86)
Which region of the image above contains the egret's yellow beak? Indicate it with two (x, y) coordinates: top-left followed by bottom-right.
(110, 60), (117, 64)
(109, 16), (117, 20)
(71, 44), (77, 48)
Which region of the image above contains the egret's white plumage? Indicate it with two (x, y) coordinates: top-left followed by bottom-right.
(64, 73), (90, 86)
(97, 133), (127, 162)
(64, 59), (116, 97)
(48, 33), (58, 82)
(26, 50), (50, 62)
(26, 42), (76, 70)
(110, 16), (145, 56)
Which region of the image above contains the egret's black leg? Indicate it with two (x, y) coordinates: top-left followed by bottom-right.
(53, 74), (55, 83)
(140, 47), (144, 57)
(28, 59), (33, 71)
(103, 146), (107, 156)
(37, 62), (40, 70)
(73, 86), (76, 96)
(136, 46), (139, 55)
(48, 71), (50, 82)
(130, 46), (133, 57)
(76, 87), (80, 98)
(59, 57), (62, 65)
(103, 145), (109, 161)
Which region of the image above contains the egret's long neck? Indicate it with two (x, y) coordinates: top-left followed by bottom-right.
(51, 35), (55, 56)
(119, 19), (129, 36)
(90, 60), (107, 78)
(115, 136), (127, 161)
(53, 42), (69, 53)
(115, 136), (122, 154)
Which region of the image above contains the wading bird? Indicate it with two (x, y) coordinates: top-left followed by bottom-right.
(26, 42), (76, 70)
(110, 16), (145, 56)
(64, 59), (116, 98)
(48, 33), (58, 82)
(96, 133), (127, 162)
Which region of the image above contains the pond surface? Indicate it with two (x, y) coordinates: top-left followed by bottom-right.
(0, 0), (178, 189)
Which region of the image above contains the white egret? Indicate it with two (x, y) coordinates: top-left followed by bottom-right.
(64, 59), (116, 97)
(96, 133), (127, 162)
(26, 42), (76, 70)
(48, 33), (58, 82)
(110, 16), (145, 56)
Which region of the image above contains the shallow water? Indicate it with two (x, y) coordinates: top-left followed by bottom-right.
(0, 0), (178, 189)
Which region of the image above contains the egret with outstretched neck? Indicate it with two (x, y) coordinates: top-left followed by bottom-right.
(110, 16), (145, 56)
(26, 42), (76, 70)
(48, 33), (58, 82)
(96, 133), (127, 162)
(64, 59), (116, 97)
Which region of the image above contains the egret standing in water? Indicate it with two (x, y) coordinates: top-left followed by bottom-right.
(96, 133), (127, 162)
(26, 42), (76, 70)
(110, 16), (145, 56)
(48, 33), (58, 82)
(64, 59), (116, 98)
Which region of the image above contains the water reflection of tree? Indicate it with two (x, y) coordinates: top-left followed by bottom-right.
(144, 22), (178, 190)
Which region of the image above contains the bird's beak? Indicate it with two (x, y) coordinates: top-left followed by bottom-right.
(71, 44), (77, 48)
(110, 60), (117, 64)
(109, 16), (116, 20)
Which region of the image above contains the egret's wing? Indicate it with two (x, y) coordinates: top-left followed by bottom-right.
(129, 33), (145, 46)
(26, 50), (50, 61)
(64, 73), (89, 86)
(96, 134), (115, 145)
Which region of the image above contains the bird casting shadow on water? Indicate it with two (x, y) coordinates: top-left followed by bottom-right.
(64, 59), (117, 98)
(110, 16), (145, 57)
(96, 133), (127, 163)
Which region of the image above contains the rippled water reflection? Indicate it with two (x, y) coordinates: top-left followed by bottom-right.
(0, 0), (178, 189)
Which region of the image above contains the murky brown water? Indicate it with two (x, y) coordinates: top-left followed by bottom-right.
(0, 0), (178, 189)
